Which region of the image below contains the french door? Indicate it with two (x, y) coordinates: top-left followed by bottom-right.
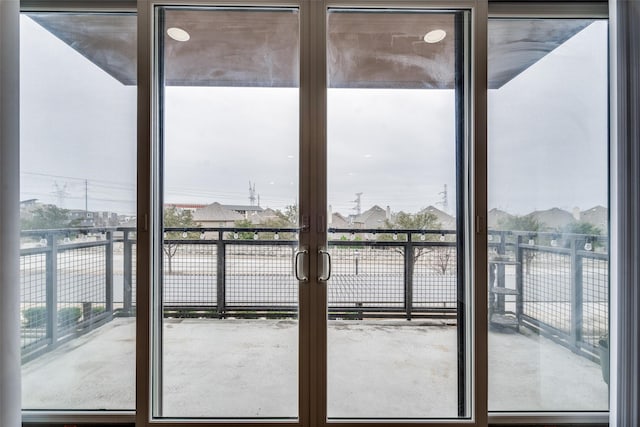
(139, 1), (485, 425)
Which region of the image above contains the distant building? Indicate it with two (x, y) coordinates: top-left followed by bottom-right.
(580, 205), (608, 232)
(164, 203), (206, 214)
(329, 212), (350, 228)
(221, 204), (264, 218)
(418, 205), (456, 229)
(94, 211), (120, 227)
(488, 208), (514, 229)
(528, 207), (575, 230)
(193, 202), (244, 227)
(67, 209), (95, 227)
(350, 205), (389, 229)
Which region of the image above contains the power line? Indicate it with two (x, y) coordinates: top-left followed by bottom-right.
(21, 171), (134, 188)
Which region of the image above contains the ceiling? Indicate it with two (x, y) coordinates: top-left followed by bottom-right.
(28, 11), (593, 89)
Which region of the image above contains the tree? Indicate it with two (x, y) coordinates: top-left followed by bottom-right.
(557, 221), (602, 250)
(233, 218), (255, 240)
(497, 215), (542, 232)
(560, 221), (601, 236)
(382, 210), (443, 263)
(280, 204), (298, 226)
(163, 207), (199, 274)
(21, 205), (80, 230)
(496, 215), (542, 274)
(384, 211), (440, 232)
(232, 205), (299, 241)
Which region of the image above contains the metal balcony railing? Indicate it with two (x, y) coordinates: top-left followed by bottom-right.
(19, 226), (608, 363)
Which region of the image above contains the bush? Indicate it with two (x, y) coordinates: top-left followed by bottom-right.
(23, 307), (47, 328)
(57, 307), (82, 327)
(91, 305), (106, 317)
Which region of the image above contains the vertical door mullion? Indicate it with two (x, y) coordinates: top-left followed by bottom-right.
(137, 0), (153, 425)
(455, 10), (467, 418)
(299, 1), (313, 426)
(308, 1), (329, 426)
(472, 1), (488, 426)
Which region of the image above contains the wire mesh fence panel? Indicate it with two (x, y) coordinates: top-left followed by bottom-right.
(163, 243), (217, 307)
(581, 256), (608, 347)
(522, 248), (572, 333)
(20, 252), (48, 350)
(225, 244), (297, 307)
(57, 246), (107, 335)
(328, 246), (404, 309)
(413, 246), (457, 309)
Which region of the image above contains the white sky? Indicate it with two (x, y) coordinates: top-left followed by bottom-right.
(20, 16), (608, 217)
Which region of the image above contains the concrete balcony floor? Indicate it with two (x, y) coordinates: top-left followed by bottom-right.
(22, 318), (608, 417)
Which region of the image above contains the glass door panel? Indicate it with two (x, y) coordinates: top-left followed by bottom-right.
(156, 7), (300, 418)
(487, 18), (609, 412)
(326, 9), (469, 419)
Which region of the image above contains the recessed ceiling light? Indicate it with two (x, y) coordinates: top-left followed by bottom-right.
(424, 29), (446, 43)
(167, 27), (190, 42)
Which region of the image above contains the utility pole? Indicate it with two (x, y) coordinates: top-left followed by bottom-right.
(249, 181), (257, 206)
(52, 181), (69, 208)
(352, 192), (363, 216)
(438, 184), (449, 214)
(85, 179), (88, 214)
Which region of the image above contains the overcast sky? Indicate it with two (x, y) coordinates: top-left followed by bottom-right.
(20, 16), (608, 217)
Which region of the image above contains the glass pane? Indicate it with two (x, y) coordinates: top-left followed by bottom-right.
(20, 13), (137, 410)
(157, 7), (300, 418)
(487, 19), (609, 411)
(326, 9), (468, 419)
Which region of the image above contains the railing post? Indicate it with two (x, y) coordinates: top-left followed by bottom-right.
(515, 235), (523, 325)
(496, 231), (507, 313)
(404, 237), (413, 321)
(216, 232), (225, 318)
(45, 232), (58, 347)
(123, 230), (133, 316)
(105, 231), (114, 317)
(570, 237), (584, 351)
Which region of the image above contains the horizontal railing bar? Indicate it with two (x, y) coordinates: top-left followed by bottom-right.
(328, 306), (456, 311)
(329, 228), (457, 235)
(164, 226), (300, 233)
(56, 240), (109, 251)
(20, 226), (135, 237)
(519, 243), (572, 255)
(164, 239), (297, 246)
(578, 250), (608, 260)
(20, 246), (51, 256)
(329, 240), (456, 247)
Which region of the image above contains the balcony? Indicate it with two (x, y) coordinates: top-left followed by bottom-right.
(20, 227), (609, 414)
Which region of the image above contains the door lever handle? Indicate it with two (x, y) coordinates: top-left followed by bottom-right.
(318, 249), (332, 282)
(294, 248), (308, 282)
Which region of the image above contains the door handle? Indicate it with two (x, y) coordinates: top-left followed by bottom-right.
(294, 248), (308, 282)
(318, 249), (332, 282)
